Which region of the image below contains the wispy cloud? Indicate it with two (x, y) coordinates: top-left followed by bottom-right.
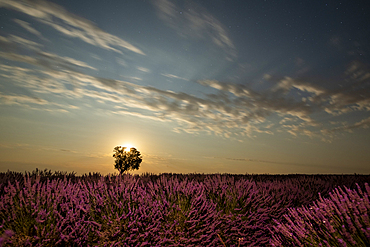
(161, 73), (189, 81)
(0, 19), (369, 141)
(273, 76), (326, 96)
(112, 109), (168, 122)
(0, 34), (43, 51)
(13, 19), (46, 40)
(39, 52), (98, 71)
(0, 91), (78, 112)
(321, 116), (370, 134)
(2, 53), (369, 140)
(0, 35), (96, 71)
(116, 58), (127, 67)
(152, 0), (236, 60)
(0, 92), (48, 105)
(137, 67), (150, 73)
(0, 0), (145, 55)
(267, 61), (370, 118)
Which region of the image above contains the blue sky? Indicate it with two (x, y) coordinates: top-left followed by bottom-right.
(0, 0), (369, 175)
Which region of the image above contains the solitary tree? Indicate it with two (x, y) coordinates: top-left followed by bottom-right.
(113, 146), (142, 174)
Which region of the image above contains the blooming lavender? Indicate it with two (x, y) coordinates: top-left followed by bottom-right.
(271, 183), (370, 246)
(0, 170), (369, 246)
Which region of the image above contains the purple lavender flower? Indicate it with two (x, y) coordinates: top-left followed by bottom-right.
(271, 183), (370, 246)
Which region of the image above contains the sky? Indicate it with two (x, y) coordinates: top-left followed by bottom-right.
(0, 0), (369, 175)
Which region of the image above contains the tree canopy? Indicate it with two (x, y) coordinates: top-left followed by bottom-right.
(113, 146), (142, 174)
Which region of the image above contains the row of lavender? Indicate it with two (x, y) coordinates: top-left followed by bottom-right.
(0, 171), (369, 246)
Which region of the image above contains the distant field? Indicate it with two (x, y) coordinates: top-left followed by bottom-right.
(1, 170), (369, 246)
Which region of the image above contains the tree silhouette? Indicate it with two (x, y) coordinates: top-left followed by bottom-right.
(113, 146), (142, 174)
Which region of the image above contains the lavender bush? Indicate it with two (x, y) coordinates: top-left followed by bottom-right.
(271, 183), (370, 246)
(0, 170), (369, 246)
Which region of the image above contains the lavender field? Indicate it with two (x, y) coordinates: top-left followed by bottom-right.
(0, 170), (369, 246)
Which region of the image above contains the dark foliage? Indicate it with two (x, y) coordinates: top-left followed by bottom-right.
(113, 146), (143, 174)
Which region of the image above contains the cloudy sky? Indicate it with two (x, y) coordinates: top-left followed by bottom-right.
(0, 0), (369, 175)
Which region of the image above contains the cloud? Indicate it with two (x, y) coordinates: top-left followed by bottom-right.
(0, 0), (145, 55)
(152, 0), (236, 60)
(0, 34), (43, 51)
(112, 109), (168, 122)
(1, 29), (369, 141)
(0, 35), (96, 72)
(322, 117), (370, 134)
(38, 52), (97, 70)
(137, 67), (150, 73)
(161, 73), (189, 81)
(273, 76), (326, 96)
(116, 58), (127, 67)
(0, 91), (77, 112)
(13, 19), (46, 40)
(266, 64), (370, 116)
(0, 93), (48, 105)
(197, 79), (315, 123)
(0, 51), (38, 64)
